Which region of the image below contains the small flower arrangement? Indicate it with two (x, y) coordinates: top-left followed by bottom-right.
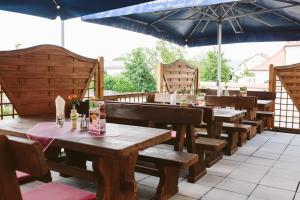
(67, 94), (80, 109)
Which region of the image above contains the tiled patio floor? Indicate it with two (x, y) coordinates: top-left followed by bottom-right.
(21, 131), (300, 200)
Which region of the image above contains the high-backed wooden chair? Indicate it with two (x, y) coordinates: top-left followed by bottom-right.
(0, 45), (103, 117)
(0, 135), (96, 200)
(157, 60), (198, 94)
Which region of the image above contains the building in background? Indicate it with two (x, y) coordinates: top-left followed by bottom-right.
(104, 60), (124, 75)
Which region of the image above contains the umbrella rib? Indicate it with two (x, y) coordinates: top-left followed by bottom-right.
(221, 5), (243, 34)
(222, 1), (238, 18)
(229, 7), (273, 27)
(223, 4), (299, 20)
(252, 2), (300, 26)
(185, 8), (212, 41)
(150, 10), (179, 25)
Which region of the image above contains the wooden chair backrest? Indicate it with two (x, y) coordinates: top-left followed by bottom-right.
(158, 60), (198, 94)
(200, 89), (276, 100)
(0, 45), (102, 117)
(154, 93), (197, 104)
(0, 135), (49, 200)
(105, 101), (203, 126)
(205, 95), (257, 120)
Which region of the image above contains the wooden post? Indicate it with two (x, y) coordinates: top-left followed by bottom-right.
(268, 64), (275, 128)
(96, 57), (104, 100)
(194, 68), (199, 94)
(157, 63), (163, 93)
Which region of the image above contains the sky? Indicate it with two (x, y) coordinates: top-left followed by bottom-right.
(0, 10), (286, 68)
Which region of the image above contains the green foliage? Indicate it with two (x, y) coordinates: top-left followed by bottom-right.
(104, 48), (156, 93)
(154, 40), (186, 64)
(242, 67), (255, 77)
(199, 50), (233, 82)
(123, 48), (156, 92)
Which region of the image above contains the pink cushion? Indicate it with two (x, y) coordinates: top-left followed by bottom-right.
(171, 131), (186, 138)
(16, 171), (33, 184)
(22, 182), (96, 200)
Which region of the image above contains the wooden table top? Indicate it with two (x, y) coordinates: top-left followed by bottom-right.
(0, 117), (171, 157)
(257, 100), (273, 107)
(213, 108), (245, 122)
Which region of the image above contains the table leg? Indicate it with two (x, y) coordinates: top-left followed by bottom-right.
(92, 152), (138, 200)
(205, 121), (224, 167)
(186, 125), (206, 183)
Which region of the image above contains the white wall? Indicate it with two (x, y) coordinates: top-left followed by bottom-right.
(285, 46), (300, 65)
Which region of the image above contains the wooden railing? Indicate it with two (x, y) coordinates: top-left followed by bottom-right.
(104, 92), (156, 103)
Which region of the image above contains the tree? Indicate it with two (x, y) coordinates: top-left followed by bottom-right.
(154, 40), (186, 64)
(199, 50), (233, 82)
(242, 67), (255, 78)
(123, 48), (156, 92)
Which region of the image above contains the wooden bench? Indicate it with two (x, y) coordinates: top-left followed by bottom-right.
(105, 101), (205, 188)
(256, 111), (275, 130)
(137, 147), (198, 199)
(222, 122), (255, 144)
(0, 135), (96, 200)
(205, 95), (257, 149)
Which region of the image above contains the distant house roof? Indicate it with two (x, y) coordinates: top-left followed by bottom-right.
(251, 48), (285, 71)
(251, 41), (300, 72)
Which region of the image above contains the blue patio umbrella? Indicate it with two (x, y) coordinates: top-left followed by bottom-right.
(0, 0), (155, 20)
(0, 0), (155, 47)
(82, 0), (300, 95)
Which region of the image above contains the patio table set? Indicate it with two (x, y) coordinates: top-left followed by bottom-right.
(0, 90), (275, 200)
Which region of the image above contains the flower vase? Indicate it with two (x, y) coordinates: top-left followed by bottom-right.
(70, 105), (78, 129)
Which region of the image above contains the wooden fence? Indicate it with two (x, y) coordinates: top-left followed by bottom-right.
(269, 63), (300, 133)
(0, 45), (103, 117)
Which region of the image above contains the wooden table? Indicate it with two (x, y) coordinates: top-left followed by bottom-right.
(212, 108), (245, 138)
(0, 117), (171, 200)
(257, 100), (273, 110)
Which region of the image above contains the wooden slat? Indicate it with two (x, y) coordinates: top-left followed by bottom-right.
(0, 45), (99, 117)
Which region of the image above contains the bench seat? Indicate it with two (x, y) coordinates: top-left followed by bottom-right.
(223, 122), (255, 145)
(136, 147), (198, 199)
(243, 120), (263, 133)
(256, 111), (275, 130)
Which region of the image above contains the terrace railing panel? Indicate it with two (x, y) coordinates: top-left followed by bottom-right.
(0, 45), (103, 117)
(157, 60), (198, 94)
(269, 63), (300, 133)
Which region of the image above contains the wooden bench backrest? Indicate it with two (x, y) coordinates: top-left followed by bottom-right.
(205, 95), (257, 109)
(0, 135), (49, 200)
(200, 89), (276, 100)
(0, 45), (102, 117)
(154, 93), (197, 104)
(158, 60), (198, 94)
(105, 101), (203, 126)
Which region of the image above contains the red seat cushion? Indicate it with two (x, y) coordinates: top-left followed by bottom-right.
(22, 182), (96, 200)
(16, 171), (33, 184)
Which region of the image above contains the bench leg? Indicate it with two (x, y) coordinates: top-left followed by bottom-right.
(188, 149), (207, 183)
(154, 165), (180, 200)
(205, 150), (223, 167)
(225, 131), (238, 156)
(247, 126), (257, 140)
(238, 131), (247, 147)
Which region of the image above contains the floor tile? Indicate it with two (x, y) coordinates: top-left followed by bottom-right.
(201, 188), (247, 200)
(135, 172), (149, 182)
(259, 142), (287, 154)
(139, 176), (159, 188)
(245, 157), (275, 167)
(249, 185), (294, 200)
(235, 147), (258, 156)
(170, 194), (197, 200)
(215, 178), (257, 195)
(223, 154), (249, 163)
(260, 174), (299, 191)
(207, 160), (240, 177)
(196, 174), (224, 187)
(252, 150), (281, 160)
(282, 145), (300, 157)
(178, 180), (211, 199)
(137, 184), (156, 200)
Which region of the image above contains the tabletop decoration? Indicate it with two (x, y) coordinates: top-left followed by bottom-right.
(240, 86), (247, 97)
(89, 99), (106, 135)
(67, 94), (80, 129)
(55, 96), (65, 128)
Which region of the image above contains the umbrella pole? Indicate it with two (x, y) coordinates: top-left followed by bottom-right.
(217, 21), (222, 96)
(61, 20), (65, 47)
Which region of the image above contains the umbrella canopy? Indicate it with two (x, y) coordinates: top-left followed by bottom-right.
(0, 0), (155, 20)
(82, 0), (300, 95)
(82, 0), (300, 46)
